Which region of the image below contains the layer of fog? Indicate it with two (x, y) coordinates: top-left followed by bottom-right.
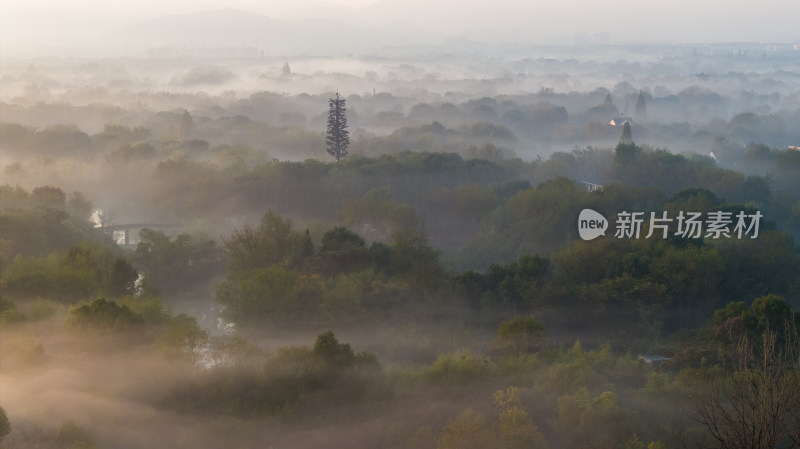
(0, 313), (498, 449)
(0, 42), (798, 449)
(2, 46), (797, 131)
(1, 46), (798, 230)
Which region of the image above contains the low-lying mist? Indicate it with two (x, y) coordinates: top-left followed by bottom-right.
(1, 35), (799, 449)
(0, 308), (501, 449)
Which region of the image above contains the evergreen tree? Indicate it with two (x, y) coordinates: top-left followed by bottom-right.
(634, 90), (647, 120)
(326, 92), (350, 162)
(178, 109), (195, 139)
(619, 121), (633, 145)
(615, 121), (639, 164)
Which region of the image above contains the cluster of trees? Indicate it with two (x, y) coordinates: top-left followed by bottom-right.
(2, 153), (796, 343)
(203, 199), (800, 356)
(6, 287), (796, 449)
(0, 240), (138, 303)
(162, 331), (382, 417)
(397, 296), (799, 449)
(456, 231), (799, 342)
(138, 144), (798, 272)
(2, 52), (800, 448)
(432, 387), (547, 449)
(1, 187), (798, 448)
(67, 296), (210, 362)
(0, 117), (317, 161)
(216, 211), (441, 326)
(4, 106), (800, 274)
(0, 418), (98, 449)
(0, 185), (95, 256)
(0, 188), (140, 305)
(5, 72), (799, 161)
(132, 229), (225, 296)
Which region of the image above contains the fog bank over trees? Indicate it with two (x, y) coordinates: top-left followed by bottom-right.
(1, 9), (800, 448)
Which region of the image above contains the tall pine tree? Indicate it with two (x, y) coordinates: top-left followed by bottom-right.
(619, 120), (633, 145)
(634, 90), (647, 120)
(326, 92), (350, 162)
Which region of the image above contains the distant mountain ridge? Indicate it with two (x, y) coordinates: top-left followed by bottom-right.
(104, 8), (437, 55)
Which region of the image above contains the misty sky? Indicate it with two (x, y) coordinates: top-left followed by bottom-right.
(1, 0), (800, 55)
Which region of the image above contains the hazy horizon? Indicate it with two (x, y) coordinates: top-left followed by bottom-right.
(2, 0), (800, 57)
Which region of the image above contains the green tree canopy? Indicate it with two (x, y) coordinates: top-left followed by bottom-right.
(437, 409), (494, 449)
(0, 405), (9, 444)
(68, 298), (143, 331)
(312, 330), (355, 368)
(224, 210), (302, 271)
(494, 315), (546, 356)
